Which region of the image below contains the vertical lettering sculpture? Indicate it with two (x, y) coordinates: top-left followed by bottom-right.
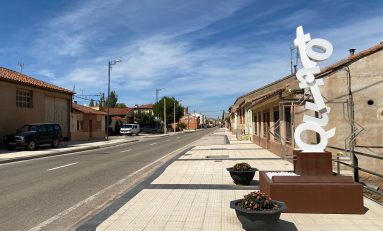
(293, 26), (335, 152)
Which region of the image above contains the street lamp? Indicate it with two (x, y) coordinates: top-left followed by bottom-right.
(106, 59), (121, 140)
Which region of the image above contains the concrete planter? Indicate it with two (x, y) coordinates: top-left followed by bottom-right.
(230, 199), (287, 231)
(226, 167), (257, 185)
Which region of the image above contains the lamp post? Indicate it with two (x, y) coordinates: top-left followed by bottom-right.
(106, 59), (121, 140)
(163, 97), (166, 134)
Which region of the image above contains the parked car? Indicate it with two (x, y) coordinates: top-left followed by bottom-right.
(120, 124), (140, 136)
(3, 123), (63, 151)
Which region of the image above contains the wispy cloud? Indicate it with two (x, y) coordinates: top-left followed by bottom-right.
(14, 0), (383, 116)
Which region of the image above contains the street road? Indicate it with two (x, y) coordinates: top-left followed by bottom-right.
(0, 128), (215, 230)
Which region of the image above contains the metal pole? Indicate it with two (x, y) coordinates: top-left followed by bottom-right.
(164, 98), (166, 134)
(346, 66), (358, 182)
(174, 101), (176, 133)
(107, 61), (111, 140)
(156, 88), (161, 122)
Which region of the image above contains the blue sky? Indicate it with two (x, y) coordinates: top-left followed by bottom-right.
(1, 0), (383, 118)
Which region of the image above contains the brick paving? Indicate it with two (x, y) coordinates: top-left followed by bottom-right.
(94, 129), (383, 231)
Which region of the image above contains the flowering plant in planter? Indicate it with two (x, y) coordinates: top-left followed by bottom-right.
(227, 162), (257, 185)
(233, 162), (252, 171)
(230, 191), (287, 231)
(240, 191), (279, 211)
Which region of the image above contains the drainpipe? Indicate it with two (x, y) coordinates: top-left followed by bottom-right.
(344, 66), (358, 182)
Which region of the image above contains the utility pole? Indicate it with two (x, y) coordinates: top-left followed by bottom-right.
(164, 97), (166, 134)
(173, 101), (176, 133)
(106, 59), (121, 140)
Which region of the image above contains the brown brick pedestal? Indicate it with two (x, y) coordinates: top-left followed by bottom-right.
(259, 150), (364, 214)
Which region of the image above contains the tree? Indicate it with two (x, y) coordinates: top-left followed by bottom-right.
(99, 93), (105, 111)
(134, 110), (156, 126)
(153, 96), (184, 126)
(89, 99), (95, 107)
(116, 103), (127, 108)
(106, 90), (118, 108)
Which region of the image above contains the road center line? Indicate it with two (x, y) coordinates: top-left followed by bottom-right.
(47, 162), (78, 171)
(149, 142), (157, 146)
(120, 149), (132, 153)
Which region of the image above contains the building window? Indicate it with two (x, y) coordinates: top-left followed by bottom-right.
(77, 120), (83, 131)
(16, 89), (33, 108)
(263, 111), (270, 138)
(284, 107), (292, 141)
(274, 107), (280, 141)
(96, 121), (102, 130)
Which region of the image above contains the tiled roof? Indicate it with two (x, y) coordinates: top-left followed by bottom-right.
(72, 104), (107, 115)
(0, 67), (73, 94)
(108, 107), (133, 116)
(250, 88), (285, 106)
(134, 104), (153, 109)
(111, 116), (125, 121)
(318, 42), (383, 77)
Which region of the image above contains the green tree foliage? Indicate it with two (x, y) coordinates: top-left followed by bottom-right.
(89, 99), (95, 107)
(178, 122), (187, 130)
(116, 103), (127, 108)
(153, 96), (184, 126)
(134, 110), (156, 126)
(106, 90), (118, 108)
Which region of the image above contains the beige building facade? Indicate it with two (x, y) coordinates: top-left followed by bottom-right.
(230, 43), (383, 181)
(0, 67), (73, 143)
(71, 104), (107, 140)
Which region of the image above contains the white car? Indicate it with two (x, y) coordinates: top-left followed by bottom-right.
(120, 124), (140, 136)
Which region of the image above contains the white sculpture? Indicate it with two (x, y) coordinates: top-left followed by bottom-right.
(293, 26), (335, 152)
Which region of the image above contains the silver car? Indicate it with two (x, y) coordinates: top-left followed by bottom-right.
(120, 124), (140, 136)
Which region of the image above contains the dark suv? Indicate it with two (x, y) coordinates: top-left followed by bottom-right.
(3, 123), (62, 151)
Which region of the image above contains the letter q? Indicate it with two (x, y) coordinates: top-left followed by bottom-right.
(305, 38), (333, 62)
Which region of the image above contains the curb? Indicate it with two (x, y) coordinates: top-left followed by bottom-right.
(0, 139), (138, 165)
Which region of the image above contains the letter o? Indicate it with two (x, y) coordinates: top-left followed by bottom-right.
(294, 122), (335, 152)
(305, 38), (333, 62)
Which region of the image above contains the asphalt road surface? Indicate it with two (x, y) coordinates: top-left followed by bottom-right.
(0, 128), (216, 230)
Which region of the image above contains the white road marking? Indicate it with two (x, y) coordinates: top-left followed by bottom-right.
(150, 142), (157, 146)
(29, 130), (212, 231)
(47, 162), (78, 171)
(120, 149), (132, 153)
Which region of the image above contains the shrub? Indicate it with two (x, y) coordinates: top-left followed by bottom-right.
(233, 162), (252, 171)
(240, 191), (279, 211)
(178, 122), (187, 130)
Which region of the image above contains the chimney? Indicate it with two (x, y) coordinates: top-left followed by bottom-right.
(349, 49), (356, 56)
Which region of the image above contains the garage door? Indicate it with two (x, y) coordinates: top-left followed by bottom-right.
(45, 96), (69, 138)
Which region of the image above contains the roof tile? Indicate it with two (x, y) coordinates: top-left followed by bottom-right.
(0, 67), (73, 94)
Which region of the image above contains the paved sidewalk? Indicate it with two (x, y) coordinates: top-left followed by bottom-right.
(86, 129), (383, 231)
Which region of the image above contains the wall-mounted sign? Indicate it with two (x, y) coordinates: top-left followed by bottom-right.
(293, 26), (335, 152)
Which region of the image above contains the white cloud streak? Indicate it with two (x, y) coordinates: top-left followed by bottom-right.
(31, 1), (383, 115)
